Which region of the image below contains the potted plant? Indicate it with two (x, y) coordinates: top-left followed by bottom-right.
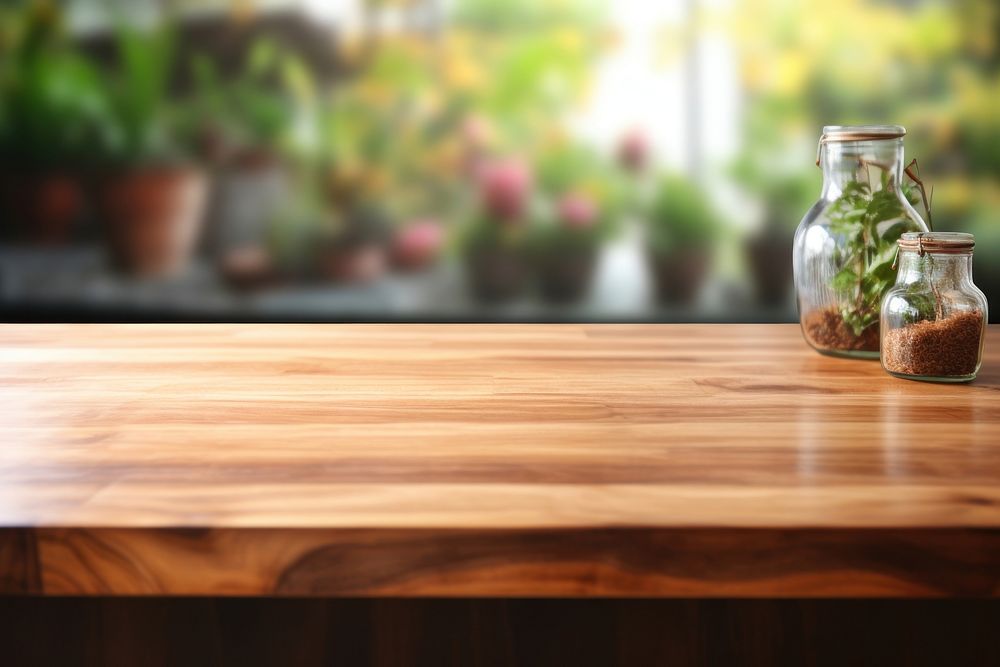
(189, 39), (303, 278)
(93, 21), (207, 277)
(461, 157), (532, 302)
(312, 154), (394, 283)
(644, 175), (722, 304)
(529, 192), (606, 303)
(318, 201), (391, 284)
(251, 174), (390, 287)
(616, 128), (649, 174)
(298, 70), (415, 284)
(255, 181), (326, 287)
(0, 5), (103, 245)
(527, 141), (626, 303)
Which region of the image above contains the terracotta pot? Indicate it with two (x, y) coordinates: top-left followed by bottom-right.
(535, 248), (597, 304)
(100, 167), (208, 277)
(745, 230), (793, 306)
(1, 173), (84, 245)
(648, 248), (711, 305)
(465, 245), (527, 303)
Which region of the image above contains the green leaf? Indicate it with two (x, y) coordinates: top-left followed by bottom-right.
(879, 221), (909, 245)
(840, 307), (864, 337)
(829, 215), (863, 236)
(866, 258), (896, 283)
(841, 181), (871, 198)
(860, 275), (887, 305)
(106, 20), (176, 162)
(824, 175), (919, 336)
(865, 190), (904, 225)
(870, 240), (898, 268)
(841, 306), (877, 337)
(831, 267), (858, 293)
(247, 38), (277, 77)
(282, 53), (315, 106)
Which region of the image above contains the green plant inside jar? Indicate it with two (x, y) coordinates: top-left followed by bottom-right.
(822, 163), (931, 344)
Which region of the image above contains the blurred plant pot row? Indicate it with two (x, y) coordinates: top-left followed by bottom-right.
(0, 7), (797, 304)
(0, 163), (446, 284)
(459, 156), (611, 305)
(465, 244), (598, 304)
(1, 162), (795, 310)
(648, 176), (795, 307)
(211, 169), (449, 287)
(1, 167), (206, 277)
(466, 243), (766, 307)
(457, 157), (796, 307)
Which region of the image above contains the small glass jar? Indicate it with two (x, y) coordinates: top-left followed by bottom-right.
(793, 125), (929, 358)
(880, 232), (987, 382)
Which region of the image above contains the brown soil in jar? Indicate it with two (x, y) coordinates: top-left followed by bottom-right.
(882, 310), (984, 378)
(803, 307), (880, 352)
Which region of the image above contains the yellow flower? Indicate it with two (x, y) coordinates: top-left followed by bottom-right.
(443, 56), (485, 92)
(773, 50), (808, 95)
(551, 27), (584, 56)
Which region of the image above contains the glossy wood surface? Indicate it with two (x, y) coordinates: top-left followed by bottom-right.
(1, 324), (999, 596)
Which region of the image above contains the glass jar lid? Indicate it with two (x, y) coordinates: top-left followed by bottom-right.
(821, 125), (906, 142)
(898, 232), (975, 255)
(815, 125), (907, 165)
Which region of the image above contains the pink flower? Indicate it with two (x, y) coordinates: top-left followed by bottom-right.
(477, 157), (532, 222)
(557, 192), (598, 230)
(617, 128), (648, 172)
(392, 219), (445, 270)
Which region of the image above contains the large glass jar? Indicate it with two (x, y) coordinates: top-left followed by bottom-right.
(793, 125), (929, 358)
(881, 233), (987, 382)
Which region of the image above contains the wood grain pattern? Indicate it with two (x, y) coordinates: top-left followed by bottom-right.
(1, 323), (1000, 596)
(33, 527), (1000, 597)
(0, 529), (40, 594)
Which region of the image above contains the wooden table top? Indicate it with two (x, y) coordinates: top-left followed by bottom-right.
(1, 323), (998, 597)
